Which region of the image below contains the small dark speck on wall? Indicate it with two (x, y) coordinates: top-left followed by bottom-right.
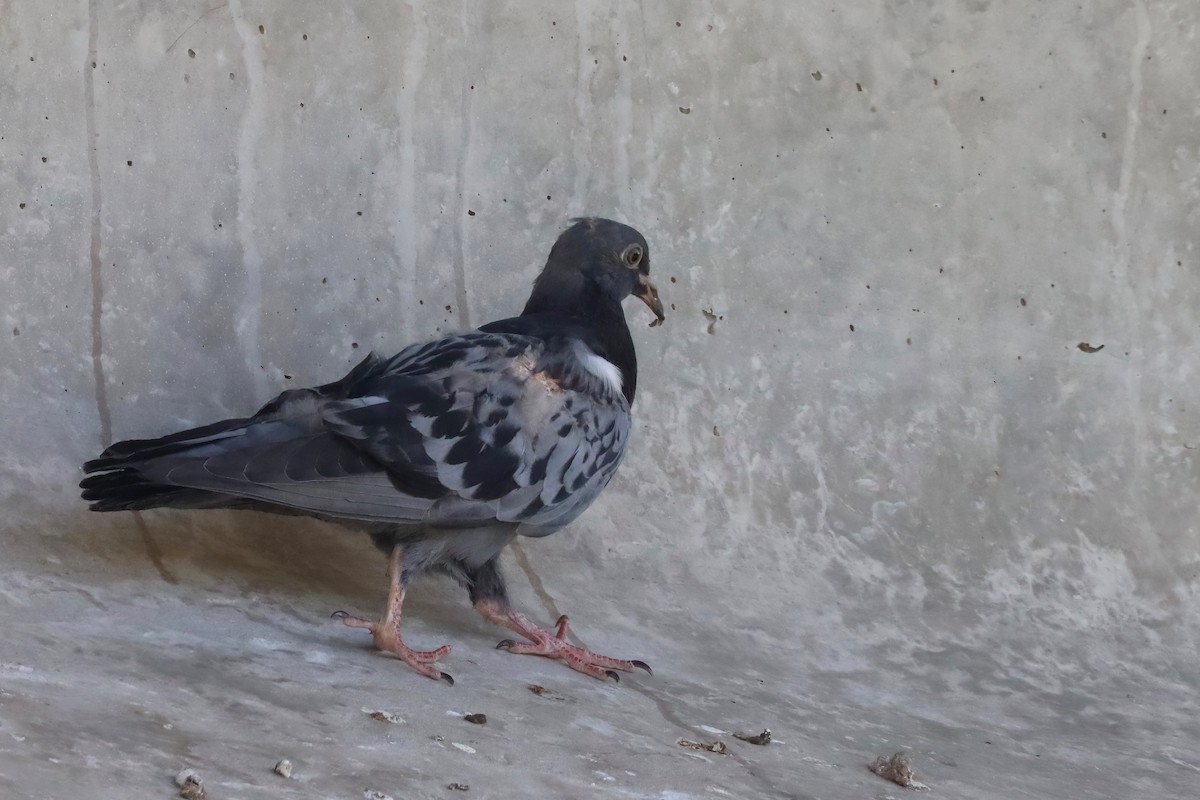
(283, 374), (293, 380)
(19, 202), (26, 209)
(188, 48), (195, 58)
(467, 209), (475, 216)
(12, 328), (19, 336)
(356, 211), (363, 216)
(303, 34), (308, 40)
(41, 156), (47, 163)
(127, 160), (133, 166)
(1020, 297), (1027, 306)
(849, 324), (855, 332)
(258, 24), (265, 34)
(856, 82), (862, 92)
(351, 342), (359, 349)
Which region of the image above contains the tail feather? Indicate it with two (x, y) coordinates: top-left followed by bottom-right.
(83, 416), (252, 473)
(80, 469), (225, 511)
(80, 417), (257, 512)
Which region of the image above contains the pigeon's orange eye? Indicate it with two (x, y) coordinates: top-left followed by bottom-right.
(623, 245), (643, 268)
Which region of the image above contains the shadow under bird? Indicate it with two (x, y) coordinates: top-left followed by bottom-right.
(80, 218), (664, 684)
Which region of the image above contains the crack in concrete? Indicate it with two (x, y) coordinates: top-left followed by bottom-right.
(508, 540), (564, 623)
(1113, 0), (1149, 265)
(135, 512), (178, 585)
(1114, 1), (1151, 489)
(229, 0), (267, 396)
(165, 3), (228, 54)
(394, 0), (427, 344)
(85, 0), (111, 450)
(86, 3), (176, 586)
(634, 681), (795, 799)
(451, 1), (476, 331)
(570, 2), (595, 216)
(611, 4), (633, 210)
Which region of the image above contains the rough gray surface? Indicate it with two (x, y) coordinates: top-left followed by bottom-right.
(2, 1), (1197, 798)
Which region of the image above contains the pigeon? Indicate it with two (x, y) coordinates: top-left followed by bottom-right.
(80, 218), (664, 684)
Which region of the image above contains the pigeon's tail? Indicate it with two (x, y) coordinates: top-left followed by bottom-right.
(80, 416), (253, 512)
(79, 468), (232, 511)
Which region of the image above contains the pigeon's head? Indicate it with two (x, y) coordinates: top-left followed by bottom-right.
(525, 218), (666, 327)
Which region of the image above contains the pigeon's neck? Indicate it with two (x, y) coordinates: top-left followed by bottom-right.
(517, 283), (639, 404)
(584, 300), (638, 405)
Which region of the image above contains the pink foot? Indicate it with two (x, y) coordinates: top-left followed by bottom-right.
(493, 613), (652, 682)
(332, 610), (453, 684)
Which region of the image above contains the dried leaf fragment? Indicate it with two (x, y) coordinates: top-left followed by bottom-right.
(678, 738), (729, 755)
(464, 713), (487, 725)
(868, 752), (929, 790)
(1077, 342), (1104, 353)
(175, 768), (205, 800)
(734, 729), (772, 745)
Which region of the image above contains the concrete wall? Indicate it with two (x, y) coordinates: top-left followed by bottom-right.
(2, 2), (1196, 798)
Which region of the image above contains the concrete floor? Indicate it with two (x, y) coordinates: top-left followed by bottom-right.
(3, 1), (1199, 798)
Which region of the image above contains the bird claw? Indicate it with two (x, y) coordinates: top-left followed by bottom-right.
(494, 628), (649, 682)
(440, 672), (455, 686)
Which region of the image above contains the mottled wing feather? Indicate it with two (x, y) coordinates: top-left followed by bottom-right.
(322, 331), (632, 532)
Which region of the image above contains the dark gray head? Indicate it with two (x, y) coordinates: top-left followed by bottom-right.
(523, 218), (665, 326)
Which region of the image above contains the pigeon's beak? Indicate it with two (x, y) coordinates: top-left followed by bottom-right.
(633, 274), (666, 328)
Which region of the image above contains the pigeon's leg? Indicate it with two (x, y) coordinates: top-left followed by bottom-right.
(466, 558), (650, 681)
(333, 545), (453, 684)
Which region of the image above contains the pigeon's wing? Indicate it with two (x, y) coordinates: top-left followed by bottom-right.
(322, 331), (633, 533)
(128, 332), (631, 530)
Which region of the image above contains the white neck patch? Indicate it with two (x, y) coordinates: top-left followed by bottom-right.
(572, 341), (623, 394)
